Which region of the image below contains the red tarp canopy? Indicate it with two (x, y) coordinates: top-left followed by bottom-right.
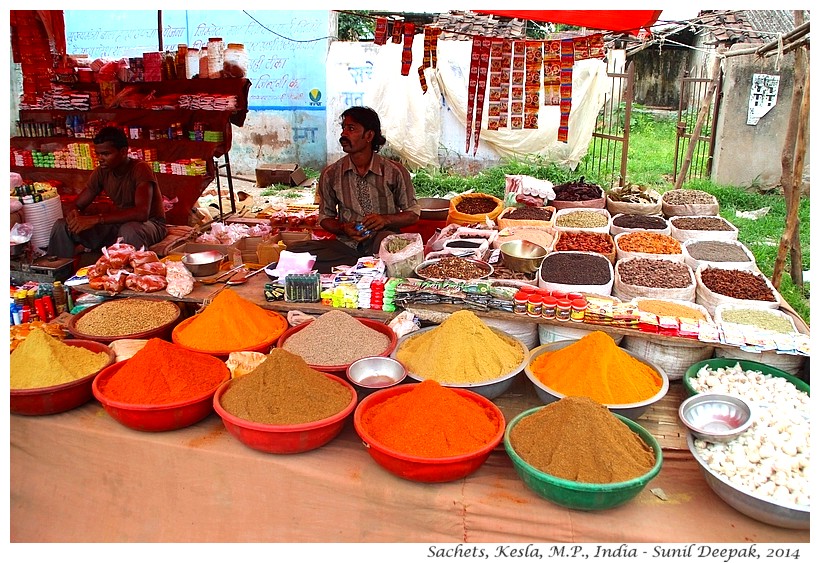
(473, 10), (662, 35)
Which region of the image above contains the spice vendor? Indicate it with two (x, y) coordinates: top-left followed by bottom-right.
(47, 126), (167, 262)
(288, 106), (421, 273)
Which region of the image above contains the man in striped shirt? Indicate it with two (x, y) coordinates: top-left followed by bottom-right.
(288, 106), (420, 273)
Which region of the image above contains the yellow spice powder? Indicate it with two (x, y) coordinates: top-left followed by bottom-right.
(10, 328), (111, 389)
(395, 310), (524, 384)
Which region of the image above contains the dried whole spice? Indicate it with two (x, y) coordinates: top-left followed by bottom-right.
(417, 256), (491, 279)
(612, 214), (667, 230)
(455, 197), (499, 215)
(700, 268), (776, 302)
(540, 253), (611, 286)
(686, 241), (751, 263)
(671, 217), (734, 231)
(607, 184), (659, 204)
(552, 177), (603, 201)
(662, 189), (716, 205)
(618, 258), (692, 288)
(555, 231), (614, 254)
(618, 232), (681, 254)
(504, 207), (553, 221)
(556, 210), (609, 228)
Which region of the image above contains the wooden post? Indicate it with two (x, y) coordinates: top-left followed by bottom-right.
(674, 49), (723, 189)
(772, 12), (807, 289)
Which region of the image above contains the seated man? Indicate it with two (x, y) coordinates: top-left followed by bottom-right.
(47, 126), (168, 259)
(287, 106), (420, 273)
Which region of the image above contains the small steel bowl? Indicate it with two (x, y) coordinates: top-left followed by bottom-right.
(181, 251), (225, 277)
(11, 241), (27, 258)
(500, 240), (548, 273)
(679, 393), (753, 443)
(347, 356), (407, 390)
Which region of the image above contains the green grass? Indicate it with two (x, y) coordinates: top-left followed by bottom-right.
(404, 109), (811, 322)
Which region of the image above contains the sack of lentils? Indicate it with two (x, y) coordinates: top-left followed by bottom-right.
(695, 265), (780, 316)
(661, 189), (719, 218)
(669, 215), (738, 242)
(549, 177), (605, 210)
(554, 207), (611, 234)
(447, 193), (504, 226)
(682, 239), (757, 272)
(538, 251), (614, 295)
(614, 231), (684, 263)
(613, 257), (696, 302)
(610, 213), (670, 237)
(605, 184), (662, 216)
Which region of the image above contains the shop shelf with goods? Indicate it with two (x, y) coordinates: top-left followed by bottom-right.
(10, 78), (251, 226)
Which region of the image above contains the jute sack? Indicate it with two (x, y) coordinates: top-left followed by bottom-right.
(669, 215), (738, 242)
(661, 190), (719, 218)
(613, 258), (696, 302)
(682, 239), (757, 273)
(605, 188), (662, 216)
(614, 232), (684, 263)
(609, 213), (671, 237)
(622, 336), (714, 381)
(695, 265), (781, 317)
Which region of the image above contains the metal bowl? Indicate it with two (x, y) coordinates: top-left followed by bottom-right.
(414, 257), (493, 280)
(11, 241), (28, 258)
(500, 240), (548, 273)
(687, 433), (810, 529)
(678, 393), (753, 443)
(181, 250), (225, 277)
(391, 326), (529, 399)
(524, 339), (669, 420)
(347, 356), (407, 390)
(418, 197), (450, 221)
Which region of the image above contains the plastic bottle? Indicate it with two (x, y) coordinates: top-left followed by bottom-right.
(198, 46), (210, 79)
(207, 37), (224, 78)
(223, 43), (248, 78)
(52, 281), (68, 314)
(65, 114), (75, 137)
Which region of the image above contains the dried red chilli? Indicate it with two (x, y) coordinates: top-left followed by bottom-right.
(699, 268), (776, 302)
(555, 231), (613, 254)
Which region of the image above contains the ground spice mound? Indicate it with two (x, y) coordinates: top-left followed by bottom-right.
(10, 328), (110, 389)
(395, 310), (524, 384)
(174, 289), (286, 352)
(510, 397), (655, 484)
(281, 310), (390, 366)
(361, 380), (499, 457)
(219, 348), (352, 424)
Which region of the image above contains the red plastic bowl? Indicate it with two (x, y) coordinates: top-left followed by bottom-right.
(11, 340), (116, 416)
(277, 318), (398, 374)
(353, 384), (506, 483)
(67, 299), (182, 344)
(92, 360), (230, 432)
(213, 373), (357, 454)
(171, 310), (288, 359)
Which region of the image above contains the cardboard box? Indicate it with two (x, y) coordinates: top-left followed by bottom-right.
(255, 163), (309, 187)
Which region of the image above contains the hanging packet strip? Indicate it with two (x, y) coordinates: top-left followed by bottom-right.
(499, 39), (513, 128)
(543, 40), (561, 106)
(558, 39), (575, 143)
(400, 22), (415, 76)
(465, 37), (483, 152)
(524, 41), (542, 129)
(487, 38), (505, 131)
(472, 37), (492, 155)
(374, 18), (388, 46)
(573, 36), (590, 60)
(430, 27), (441, 68)
(391, 20), (403, 44)
(510, 41), (526, 129)
(589, 34), (605, 59)
(418, 65), (428, 93)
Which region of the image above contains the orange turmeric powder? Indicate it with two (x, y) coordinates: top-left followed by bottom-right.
(529, 331), (663, 404)
(175, 289), (287, 352)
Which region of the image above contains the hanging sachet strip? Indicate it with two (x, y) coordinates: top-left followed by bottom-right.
(524, 41), (543, 129)
(465, 36), (483, 152)
(589, 33), (605, 59)
(558, 38), (575, 143)
(418, 65), (428, 93)
(374, 17), (388, 46)
(573, 36), (590, 61)
(430, 27), (441, 68)
(543, 40), (561, 106)
(423, 26), (434, 69)
(401, 22), (415, 76)
(391, 20), (403, 44)
(472, 36), (492, 155)
(510, 40), (526, 129)
(499, 39), (513, 128)
(487, 38), (505, 131)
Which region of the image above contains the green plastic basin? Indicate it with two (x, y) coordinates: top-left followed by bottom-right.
(682, 358), (810, 397)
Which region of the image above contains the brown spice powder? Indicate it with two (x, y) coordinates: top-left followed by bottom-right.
(509, 397), (655, 484)
(219, 348), (352, 425)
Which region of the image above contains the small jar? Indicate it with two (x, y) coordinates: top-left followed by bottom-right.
(556, 298), (572, 322)
(568, 292), (584, 301)
(186, 48), (200, 79)
(541, 295), (558, 320)
(527, 294), (543, 318)
(570, 298), (588, 322)
(198, 46), (210, 79)
(207, 37), (224, 78)
(223, 43), (248, 78)
(513, 291), (529, 316)
(552, 290), (567, 301)
(519, 285), (537, 296)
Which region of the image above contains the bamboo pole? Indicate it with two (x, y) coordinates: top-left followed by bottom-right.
(674, 49), (722, 189)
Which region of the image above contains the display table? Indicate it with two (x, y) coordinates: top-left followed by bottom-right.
(10, 381), (809, 543)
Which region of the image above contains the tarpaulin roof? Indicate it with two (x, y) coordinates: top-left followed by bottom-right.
(473, 10), (662, 35)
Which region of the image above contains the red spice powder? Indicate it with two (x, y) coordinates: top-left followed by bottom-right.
(101, 338), (228, 404)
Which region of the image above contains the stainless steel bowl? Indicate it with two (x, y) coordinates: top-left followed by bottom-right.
(347, 356), (407, 389)
(524, 339), (670, 420)
(181, 251), (225, 277)
(679, 393), (753, 443)
(11, 241), (27, 258)
(500, 240), (548, 273)
(418, 197), (450, 221)
(687, 433), (810, 529)
(391, 326), (529, 399)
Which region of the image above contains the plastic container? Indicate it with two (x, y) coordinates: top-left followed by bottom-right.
(570, 298), (588, 322)
(223, 43), (248, 78)
(541, 296), (558, 320)
(92, 360), (230, 432)
(556, 299), (572, 322)
(513, 291), (529, 316)
(171, 310), (287, 359)
(10, 340), (116, 416)
(213, 374), (357, 454)
(68, 300), (182, 345)
(353, 384), (506, 483)
(681, 358), (809, 398)
(207, 37), (224, 78)
(505, 407), (662, 510)
(526, 294), (543, 318)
